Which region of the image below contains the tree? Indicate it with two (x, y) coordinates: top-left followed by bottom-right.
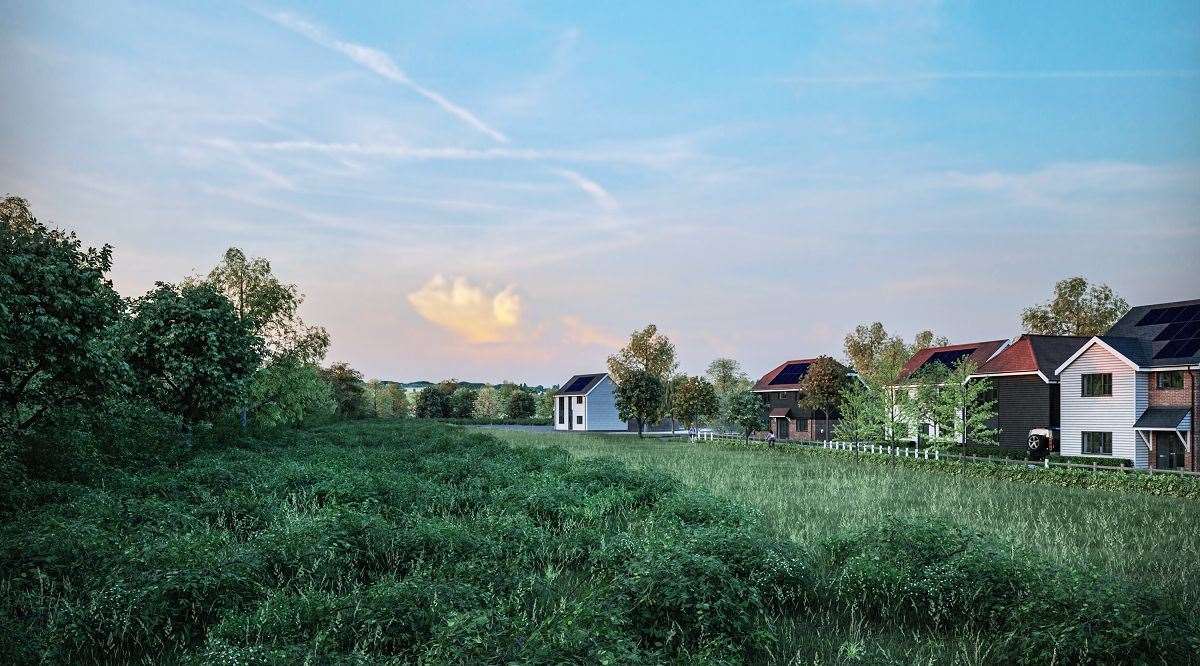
(844, 322), (948, 383)
(833, 381), (885, 444)
(799, 355), (847, 442)
(473, 386), (502, 419)
(449, 387), (479, 418)
(246, 358), (335, 428)
(415, 386), (449, 418)
(321, 362), (369, 419)
(672, 376), (720, 431)
(506, 389), (536, 419)
(608, 324), (678, 384)
(614, 370), (665, 438)
(725, 389), (766, 444)
(908, 363), (949, 446)
(123, 282), (261, 430)
(387, 385), (410, 418)
(365, 379), (393, 418)
(1, 197), (127, 434)
(1022, 276), (1129, 336)
(535, 386), (558, 420)
(705, 358), (749, 396)
(932, 360), (999, 450)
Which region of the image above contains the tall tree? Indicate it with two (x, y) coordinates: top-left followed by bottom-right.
(414, 386), (449, 418)
(833, 381), (885, 444)
(908, 362), (949, 445)
(123, 282), (261, 431)
(614, 369), (665, 438)
(844, 322), (948, 383)
(246, 357), (335, 428)
(725, 389), (766, 445)
(505, 389), (536, 419)
(321, 362), (370, 419)
(1, 197), (127, 434)
(1022, 276), (1129, 336)
(449, 387), (479, 418)
(932, 360), (999, 450)
(535, 385), (558, 420)
(799, 355), (847, 442)
(705, 358), (749, 397)
(365, 379), (393, 418)
(607, 324), (678, 384)
(672, 376), (720, 431)
(387, 385), (410, 418)
(473, 386), (502, 419)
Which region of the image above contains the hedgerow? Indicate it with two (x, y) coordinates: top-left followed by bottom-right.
(1, 419), (1195, 663)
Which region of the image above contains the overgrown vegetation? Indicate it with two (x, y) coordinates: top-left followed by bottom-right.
(5, 419), (1197, 664)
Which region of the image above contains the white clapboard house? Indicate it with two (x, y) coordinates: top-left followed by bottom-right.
(553, 373), (626, 431)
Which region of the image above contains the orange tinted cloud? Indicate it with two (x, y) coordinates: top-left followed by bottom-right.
(407, 275), (522, 343)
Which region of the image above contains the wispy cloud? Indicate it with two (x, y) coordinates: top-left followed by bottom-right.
(555, 168), (618, 211)
(561, 315), (622, 349)
(261, 10), (509, 143)
(233, 138), (687, 167)
(787, 69), (1200, 86)
(407, 275), (524, 343)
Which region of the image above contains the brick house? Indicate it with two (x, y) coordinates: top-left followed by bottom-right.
(752, 358), (849, 441)
(1055, 299), (1199, 470)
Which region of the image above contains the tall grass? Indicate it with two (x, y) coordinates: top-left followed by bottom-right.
(485, 430), (1200, 617)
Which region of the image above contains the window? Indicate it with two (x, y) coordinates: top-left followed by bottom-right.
(575, 415), (583, 425)
(1082, 431), (1112, 455)
(1081, 373), (1112, 397)
(1156, 371), (1184, 390)
(557, 397), (564, 424)
(795, 417), (808, 430)
(777, 392), (789, 400)
(576, 396), (583, 404)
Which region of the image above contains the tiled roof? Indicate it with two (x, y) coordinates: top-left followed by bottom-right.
(974, 335), (1089, 380)
(897, 339), (1009, 383)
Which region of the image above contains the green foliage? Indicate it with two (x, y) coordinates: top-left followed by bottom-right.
(607, 324), (677, 385)
(433, 416), (550, 426)
(504, 389), (536, 419)
(932, 361), (998, 448)
(833, 380), (885, 444)
(843, 322), (947, 383)
(799, 355), (846, 439)
(534, 385), (557, 420)
(724, 389), (765, 443)
(320, 362), (370, 419)
(472, 385), (502, 419)
(1, 196), (127, 434)
(247, 358), (335, 429)
(1022, 276), (1129, 336)
(123, 282), (261, 425)
(448, 386), (478, 418)
(614, 370), (665, 437)
(671, 376), (719, 430)
(414, 385), (449, 418)
(705, 357), (749, 396)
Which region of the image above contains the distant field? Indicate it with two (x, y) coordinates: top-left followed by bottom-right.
(483, 428), (1200, 614)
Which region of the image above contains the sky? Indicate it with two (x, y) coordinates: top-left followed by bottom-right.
(2, 1), (1198, 386)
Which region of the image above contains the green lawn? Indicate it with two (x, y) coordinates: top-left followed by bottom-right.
(482, 429), (1200, 614)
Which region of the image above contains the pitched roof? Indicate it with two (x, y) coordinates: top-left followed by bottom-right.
(753, 358), (818, 391)
(555, 373), (607, 396)
(1133, 407), (1190, 430)
(1101, 298), (1200, 367)
(897, 339), (1009, 383)
(973, 335), (1090, 381)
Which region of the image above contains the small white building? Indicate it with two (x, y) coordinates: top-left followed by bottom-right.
(553, 373), (626, 431)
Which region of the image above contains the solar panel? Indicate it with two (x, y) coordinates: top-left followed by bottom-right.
(924, 348), (975, 371)
(1150, 304), (1200, 359)
(1136, 308), (1166, 326)
(769, 363), (810, 385)
(564, 375), (594, 392)
(1154, 322), (1185, 341)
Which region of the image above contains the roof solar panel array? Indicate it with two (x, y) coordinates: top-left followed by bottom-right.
(1136, 304), (1200, 360)
(769, 362), (810, 385)
(923, 348), (975, 371)
(564, 375), (596, 393)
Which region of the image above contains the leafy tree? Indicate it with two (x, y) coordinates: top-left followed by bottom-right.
(387, 385), (410, 418)
(607, 324), (678, 384)
(834, 380), (885, 444)
(615, 370), (665, 438)
(844, 322), (947, 383)
(123, 282), (261, 430)
(473, 386), (502, 419)
(1, 196), (127, 434)
(908, 363), (949, 445)
(672, 376), (719, 431)
(933, 360), (999, 450)
(415, 386), (450, 418)
(506, 389), (536, 419)
(725, 389), (766, 444)
(535, 385), (558, 420)
(1022, 276), (1129, 336)
(365, 379), (393, 418)
(449, 387), (479, 418)
(799, 355), (847, 442)
(705, 358), (749, 396)
(321, 362), (370, 419)
(246, 358), (334, 428)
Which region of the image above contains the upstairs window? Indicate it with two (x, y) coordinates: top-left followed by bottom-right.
(1156, 371), (1184, 390)
(1081, 373), (1112, 397)
(576, 396), (583, 404)
(1082, 431), (1112, 455)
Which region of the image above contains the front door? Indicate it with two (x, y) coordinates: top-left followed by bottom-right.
(1154, 432), (1185, 469)
(776, 418), (789, 439)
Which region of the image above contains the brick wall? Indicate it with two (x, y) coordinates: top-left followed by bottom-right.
(1147, 369), (1193, 407)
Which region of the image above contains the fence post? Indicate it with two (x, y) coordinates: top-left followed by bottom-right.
(1044, 457), (1049, 469)
(935, 450), (939, 461)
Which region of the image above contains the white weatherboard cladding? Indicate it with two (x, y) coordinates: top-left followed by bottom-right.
(1059, 344), (1142, 466)
(586, 376), (626, 430)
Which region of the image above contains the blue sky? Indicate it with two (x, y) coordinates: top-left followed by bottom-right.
(2, 1), (1198, 385)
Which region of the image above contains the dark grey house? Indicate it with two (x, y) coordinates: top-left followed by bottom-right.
(968, 334), (1090, 449)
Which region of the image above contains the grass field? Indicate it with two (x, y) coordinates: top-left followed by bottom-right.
(482, 429), (1200, 616)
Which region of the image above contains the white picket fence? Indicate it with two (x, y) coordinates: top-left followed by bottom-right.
(688, 431), (1200, 478)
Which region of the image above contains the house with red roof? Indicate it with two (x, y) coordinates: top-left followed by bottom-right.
(894, 339), (1010, 442)
(752, 358), (852, 441)
(968, 335), (1090, 450)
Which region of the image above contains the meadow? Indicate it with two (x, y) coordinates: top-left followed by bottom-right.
(3, 420), (1197, 664)
(484, 429), (1200, 622)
